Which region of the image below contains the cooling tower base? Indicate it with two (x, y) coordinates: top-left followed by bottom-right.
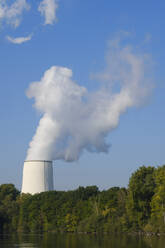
(21, 160), (54, 194)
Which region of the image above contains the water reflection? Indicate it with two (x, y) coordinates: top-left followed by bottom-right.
(0, 233), (165, 248)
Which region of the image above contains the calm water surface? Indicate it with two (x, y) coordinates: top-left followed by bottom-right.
(0, 233), (165, 248)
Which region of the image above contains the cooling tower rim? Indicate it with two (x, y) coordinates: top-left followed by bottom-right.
(24, 160), (52, 163)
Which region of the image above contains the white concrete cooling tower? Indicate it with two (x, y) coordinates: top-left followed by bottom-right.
(21, 160), (54, 194)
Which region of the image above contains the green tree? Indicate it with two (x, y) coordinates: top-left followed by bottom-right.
(0, 184), (20, 232)
(150, 165), (165, 232)
(126, 166), (155, 230)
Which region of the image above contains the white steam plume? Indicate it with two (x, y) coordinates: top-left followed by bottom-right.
(38, 0), (58, 25)
(6, 34), (32, 44)
(0, 0), (30, 28)
(26, 38), (153, 161)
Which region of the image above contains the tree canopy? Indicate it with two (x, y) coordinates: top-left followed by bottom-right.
(0, 165), (165, 234)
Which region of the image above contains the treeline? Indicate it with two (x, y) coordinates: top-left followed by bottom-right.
(0, 165), (165, 234)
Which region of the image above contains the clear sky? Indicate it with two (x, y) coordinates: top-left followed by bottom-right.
(0, 0), (165, 191)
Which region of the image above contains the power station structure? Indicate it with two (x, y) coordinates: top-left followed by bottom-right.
(21, 160), (54, 194)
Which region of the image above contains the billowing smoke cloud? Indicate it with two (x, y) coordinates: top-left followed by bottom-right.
(26, 38), (152, 161)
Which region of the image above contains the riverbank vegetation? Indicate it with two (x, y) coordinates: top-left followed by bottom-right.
(0, 165), (165, 234)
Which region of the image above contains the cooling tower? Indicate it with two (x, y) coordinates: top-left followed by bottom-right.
(21, 160), (54, 194)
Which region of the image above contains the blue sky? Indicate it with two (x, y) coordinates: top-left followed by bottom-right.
(0, 0), (165, 190)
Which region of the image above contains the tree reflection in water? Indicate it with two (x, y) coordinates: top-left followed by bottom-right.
(0, 233), (165, 248)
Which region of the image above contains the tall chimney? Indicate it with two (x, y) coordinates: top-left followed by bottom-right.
(21, 160), (54, 194)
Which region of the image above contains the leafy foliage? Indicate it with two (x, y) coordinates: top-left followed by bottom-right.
(1, 165), (165, 233)
(150, 165), (165, 233)
(126, 166), (156, 230)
